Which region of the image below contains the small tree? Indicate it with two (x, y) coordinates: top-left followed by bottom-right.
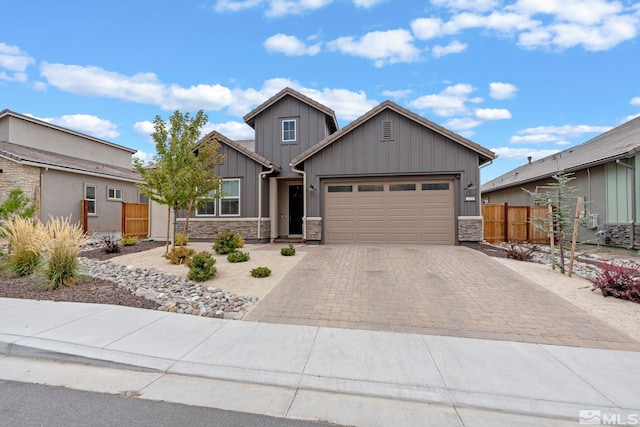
(134, 110), (225, 253)
(0, 188), (37, 222)
(524, 172), (583, 274)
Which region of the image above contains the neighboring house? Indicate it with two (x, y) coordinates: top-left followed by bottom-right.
(0, 109), (144, 234)
(481, 116), (640, 248)
(166, 87), (495, 244)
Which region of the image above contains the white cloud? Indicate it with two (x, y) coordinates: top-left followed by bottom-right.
(432, 40), (468, 57)
(264, 34), (321, 56)
(490, 147), (561, 160)
(27, 113), (120, 139)
(489, 82), (518, 99)
(517, 124), (612, 137)
(353, 0), (383, 7)
(431, 0), (499, 12)
(133, 120), (155, 136)
(0, 42), (35, 72)
(632, 97), (640, 106)
(133, 150), (154, 165)
(204, 121), (255, 139)
(510, 123), (613, 146)
(215, 0), (263, 12)
(266, 0), (333, 17)
(512, 0), (623, 26)
(475, 108), (512, 120)
(411, 18), (444, 40)
(166, 84), (234, 111)
(623, 113), (640, 123)
(381, 89), (413, 98)
(409, 83), (476, 117)
(41, 63), (166, 105)
(445, 117), (482, 131)
(327, 29), (421, 67)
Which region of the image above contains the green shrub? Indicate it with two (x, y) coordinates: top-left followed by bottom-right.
(187, 251), (217, 281)
(0, 188), (37, 223)
(174, 232), (189, 246)
(33, 216), (90, 289)
(227, 251), (250, 263)
(4, 216), (41, 276)
(165, 246), (196, 265)
(251, 266), (271, 278)
(101, 233), (121, 254)
(280, 244), (296, 256)
(214, 230), (244, 254)
(121, 235), (138, 246)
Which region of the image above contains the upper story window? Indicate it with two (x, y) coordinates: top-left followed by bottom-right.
(282, 119), (296, 142)
(84, 184), (97, 216)
(107, 186), (123, 201)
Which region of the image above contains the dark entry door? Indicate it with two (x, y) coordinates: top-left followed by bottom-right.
(289, 185), (304, 235)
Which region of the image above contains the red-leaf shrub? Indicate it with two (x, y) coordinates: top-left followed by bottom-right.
(504, 242), (538, 261)
(590, 262), (640, 303)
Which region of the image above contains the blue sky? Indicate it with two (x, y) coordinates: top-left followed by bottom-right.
(1, 0), (639, 183)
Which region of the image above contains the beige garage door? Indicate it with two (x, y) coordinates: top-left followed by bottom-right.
(324, 180), (454, 244)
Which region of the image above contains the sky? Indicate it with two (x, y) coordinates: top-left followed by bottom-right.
(1, 0), (639, 183)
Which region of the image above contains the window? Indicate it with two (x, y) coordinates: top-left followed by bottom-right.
(327, 185), (353, 193)
(139, 194), (149, 204)
(358, 184), (384, 192)
(390, 183), (416, 191)
(196, 189), (216, 216)
(220, 179), (240, 216)
(422, 183), (449, 191)
(282, 119), (296, 142)
(84, 184), (97, 215)
(107, 187), (123, 201)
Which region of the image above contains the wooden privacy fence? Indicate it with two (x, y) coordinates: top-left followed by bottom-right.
(122, 202), (149, 237)
(482, 203), (550, 244)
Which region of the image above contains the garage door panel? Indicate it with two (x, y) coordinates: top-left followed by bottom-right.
(325, 180), (454, 244)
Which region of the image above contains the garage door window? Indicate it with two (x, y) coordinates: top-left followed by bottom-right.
(328, 185), (353, 193)
(389, 183), (416, 191)
(422, 183), (449, 191)
(358, 184), (383, 192)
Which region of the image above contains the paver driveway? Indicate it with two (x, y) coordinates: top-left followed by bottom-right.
(244, 245), (640, 351)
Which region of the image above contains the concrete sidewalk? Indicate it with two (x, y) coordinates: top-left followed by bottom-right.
(1, 297), (639, 426)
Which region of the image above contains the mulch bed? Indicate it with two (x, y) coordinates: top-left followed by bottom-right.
(0, 240), (166, 310)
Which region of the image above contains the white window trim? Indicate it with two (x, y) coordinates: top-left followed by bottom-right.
(84, 184), (97, 216)
(220, 178), (241, 217)
(195, 190), (217, 217)
(107, 186), (123, 201)
(282, 119), (296, 143)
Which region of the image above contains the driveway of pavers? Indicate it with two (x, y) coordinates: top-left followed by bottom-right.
(244, 245), (640, 351)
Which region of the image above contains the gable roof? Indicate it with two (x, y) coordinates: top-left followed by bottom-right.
(243, 87), (339, 133)
(291, 100), (496, 166)
(0, 140), (142, 182)
(0, 109), (137, 154)
(482, 116), (640, 193)
(199, 131), (281, 172)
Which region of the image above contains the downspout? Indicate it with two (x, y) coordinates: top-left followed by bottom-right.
(290, 162), (306, 241)
(258, 165), (276, 242)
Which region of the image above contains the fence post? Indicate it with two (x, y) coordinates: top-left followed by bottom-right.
(526, 205), (531, 242)
(503, 203), (509, 242)
(122, 202), (126, 237)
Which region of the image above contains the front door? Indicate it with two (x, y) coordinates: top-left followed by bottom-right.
(288, 184), (304, 235)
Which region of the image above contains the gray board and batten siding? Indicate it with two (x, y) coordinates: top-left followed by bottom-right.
(301, 107), (485, 218)
(248, 95), (337, 178)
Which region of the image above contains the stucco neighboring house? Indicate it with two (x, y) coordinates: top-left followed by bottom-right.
(481, 116), (640, 248)
(0, 109), (144, 234)
(157, 87), (495, 245)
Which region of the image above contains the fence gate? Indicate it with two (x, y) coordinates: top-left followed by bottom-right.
(122, 202), (149, 237)
(482, 203), (550, 244)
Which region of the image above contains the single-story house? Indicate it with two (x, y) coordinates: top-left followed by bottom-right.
(163, 87), (495, 245)
(481, 115), (640, 248)
(0, 109), (144, 234)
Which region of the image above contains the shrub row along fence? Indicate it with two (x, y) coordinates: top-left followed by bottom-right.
(482, 203), (550, 244)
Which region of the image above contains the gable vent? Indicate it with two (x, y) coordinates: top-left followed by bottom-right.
(381, 120), (393, 140)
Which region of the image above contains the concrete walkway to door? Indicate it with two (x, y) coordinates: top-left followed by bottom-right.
(244, 245), (640, 351)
